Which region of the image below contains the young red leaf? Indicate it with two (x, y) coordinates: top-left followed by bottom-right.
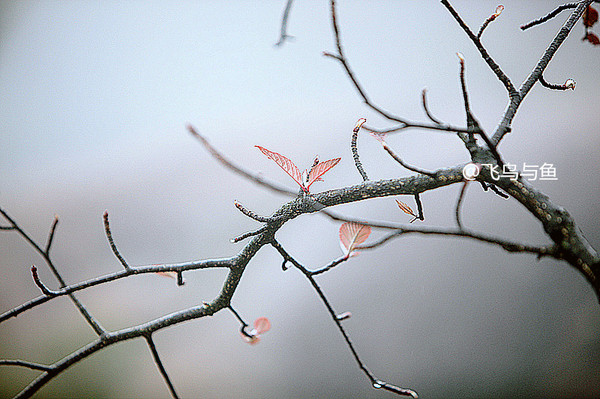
(305, 157), (341, 190)
(255, 145), (305, 191)
(583, 6), (598, 28)
(583, 32), (600, 45)
(339, 222), (371, 256)
(253, 317), (271, 334)
(396, 200), (416, 217)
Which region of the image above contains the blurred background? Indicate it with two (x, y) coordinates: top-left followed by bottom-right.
(1, 1), (599, 398)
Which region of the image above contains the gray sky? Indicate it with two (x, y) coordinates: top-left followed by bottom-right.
(1, 1), (599, 398)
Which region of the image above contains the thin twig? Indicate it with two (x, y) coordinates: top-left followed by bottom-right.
(539, 75), (576, 90)
(0, 207), (106, 336)
(234, 200), (273, 223)
(287, 248), (418, 397)
(0, 360), (53, 372)
(310, 256), (349, 276)
(477, 5), (504, 39)
(231, 226), (268, 243)
(44, 215), (59, 254)
(275, 0), (295, 46)
(421, 89), (443, 125)
(441, 0), (518, 98)
(414, 193), (424, 222)
(30, 266), (59, 296)
(455, 181), (469, 229)
(103, 211), (132, 271)
(1, 258), (232, 323)
(352, 118), (369, 181)
(146, 335), (180, 399)
(456, 53), (504, 167)
(520, 3), (578, 30)
(381, 142), (437, 177)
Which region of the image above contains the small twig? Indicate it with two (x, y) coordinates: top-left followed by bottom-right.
(457, 53), (505, 167)
(288, 251), (418, 397)
(234, 200), (273, 223)
(231, 226), (268, 243)
(441, 0), (518, 98)
(539, 75), (576, 90)
(414, 193), (424, 222)
(0, 359), (53, 372)
(228, 305), (253, 338)
(356, 225), (557, 258)
(455, 181), (469, 230)
(480, 181), (510, 199)
(310, 256), (349, 276)
(421, 89), (443, 125)
(520, 3), (578, 30)
(275, 0), (295, 46)
(146, 335), (180, 399)
(477, 5), (504, 39)
(0, 207), (106, 336)
(103, 211), (132, 271)
(31, 265), (59, 296)
(44, 215), (59, 254)
(351, 118), (369, 181)
(381, 141), (437, 177)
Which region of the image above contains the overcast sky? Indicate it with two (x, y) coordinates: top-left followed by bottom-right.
(1, 1), (599, 398)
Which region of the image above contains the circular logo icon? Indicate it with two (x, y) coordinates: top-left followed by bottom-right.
(462, 163), (481, 181)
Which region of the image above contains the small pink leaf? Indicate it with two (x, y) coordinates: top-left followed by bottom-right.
(305, 158), (341, 190)
(256, 146), (305, 191)
(254, 317), (271, 334)
(156, 271), (176, 279)
(339, 222), (372, 256)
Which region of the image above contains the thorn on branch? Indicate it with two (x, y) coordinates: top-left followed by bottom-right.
(351, 118), (369, 181)
(477, 5), (504, 39)
(539, 75), (576, 90)
(31, 265), (59, 296)
(103, 211), (132, 271)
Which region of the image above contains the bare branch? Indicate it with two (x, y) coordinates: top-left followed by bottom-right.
(30, 265), (59, 296)
(103, 211), (132, 271)
(0, 207), (106, 336)
(351, 118), (369, 181)
(455, 181), (469, 229)
(275, 0), (295, 46)
(0, 360), (52, 372)
(421, 88), (443, 125)
(477, 5), (504, 39)
(520, 3), (578, 30)
(441, 0), (518, 98)
(539, 75), (577, 90)
(44, 215), (59, 254)
(492, 0), (593, 145)
(146, 335), (180, 399)
(234, 200), (273, 223)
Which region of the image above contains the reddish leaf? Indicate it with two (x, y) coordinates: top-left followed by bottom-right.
(305, 157), (341, 190)
(396, 200), (416, 217)
(254, 317), (271, 334)
(339, 222), (371, 256)
(583, 6), (598, 28)
(255, 146), (304, 190)
(583, 32), (600, 45)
